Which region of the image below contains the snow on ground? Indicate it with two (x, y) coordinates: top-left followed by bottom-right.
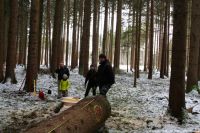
(0, 66), (200, 132)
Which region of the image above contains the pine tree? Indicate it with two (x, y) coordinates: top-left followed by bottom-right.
(4, 0), (18, 83)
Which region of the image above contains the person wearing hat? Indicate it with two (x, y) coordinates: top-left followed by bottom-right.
(84, 64), (97, 97)
(55, 62), (70, 98)
(97, 53), (115, 95)
(59, 74), (71, 97)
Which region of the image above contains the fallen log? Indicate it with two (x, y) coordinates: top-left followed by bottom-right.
(24, 95), (111, 133)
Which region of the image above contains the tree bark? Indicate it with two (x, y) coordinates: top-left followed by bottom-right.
(169, 0), (187, 119)
(4, 0), (18, 83)
(109, 1), (115, 65)
(92, 0), (99, 68)
(148, 0), (154, 79)
(51, 0), (64, 73)
(71, 0), (78, 69)
(160, 0), (168, 79)
(25, 96), (111, 133)
(144, 0), (149, 72)
(0, 0), (4, 82)
(37, 0), (44, 70)
(24, 0), (40, 92)
(66, 0), (70, 66)
(102, 0), (109, 55)
(114, 0), (122, 73)
(186, 0), (200, 92)
(79, 0), (91, 76)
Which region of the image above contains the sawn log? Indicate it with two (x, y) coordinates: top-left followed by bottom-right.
(24, 95), (111, 133)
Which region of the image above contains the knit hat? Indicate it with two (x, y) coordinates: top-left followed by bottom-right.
(63, 74), (68, 79)
(99, 53), (106, 59)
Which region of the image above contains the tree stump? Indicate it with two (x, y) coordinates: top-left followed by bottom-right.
(24, 95), (111, 133)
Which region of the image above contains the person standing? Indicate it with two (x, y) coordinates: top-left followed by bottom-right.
(60, 74), (70, 97)
(97, 54), (115, 95)
(55, 62), (70, 98)
(84, 64), (97, 97)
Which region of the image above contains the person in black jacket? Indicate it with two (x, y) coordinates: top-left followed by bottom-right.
(84, 64), (97, 97)
(97, 54), (115, 95)
(55, 62), (70, 98)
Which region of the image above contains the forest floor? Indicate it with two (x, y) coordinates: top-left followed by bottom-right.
(0, 66), (200, 133)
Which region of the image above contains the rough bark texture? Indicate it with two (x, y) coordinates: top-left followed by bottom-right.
(160, 1), (168, 79)
(114, 0), (122, 73)
(51, 0), (64, 73)
(65, 0), (70, 66)
(37, 0), (44, 70)
(186, 0), (200, 92)
(109, 1), (115, 65)
(92, 0), (99, 68)
(102, 0), (109, 55)
(25, 96), (111, 133)
(148, 0), (154, 79)
(169, 0), (187, 119)
(18, 2), (28, 65)
(199, 46), (200, 80)
(4, 0), (18, 83)
(24, 0), (40, 92)
(79, 0), (91, 76)
(71, 0), (78, 69)
(144, 0), (149, 72)
(130, 8), (135, 71)
(0, 0), (4, 82)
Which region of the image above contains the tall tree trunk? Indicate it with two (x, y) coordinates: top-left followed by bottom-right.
(0, 0), (4, 82)
(136, 0), (142, 78)
(102, 0), (109, 55)
(109, 1), (115, 65)
(134, 0), (139, 87)
(37, 0), (44, 70)
(92, 0), (99, 68)
(51, 0), (64, 73)
(130, 8), (135, 71)
(198, 46), (200, 80)
(66, 0), (70, 66)
(24, 0), (40, 92)
(169, 0), (187, 119)
(79, 0), (91, 76)
(160, 1), (168, 79)
(144, 0), (149, 72)
(186, 0), (200, 92)
(57, 11), (64, 65)
(4, 0), (18, 83)
(114, 0), (122, 73)
(18, 2), (28, 65)
(45, 0), (50, 67)
(148, 0), (154, 79)
(71, 0), (78, 69)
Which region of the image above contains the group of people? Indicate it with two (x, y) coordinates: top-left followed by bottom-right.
(55, 54), (115, 98)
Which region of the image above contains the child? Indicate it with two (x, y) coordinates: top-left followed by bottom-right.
(84, 65), (97, 97)
(59, 74), (70, 97)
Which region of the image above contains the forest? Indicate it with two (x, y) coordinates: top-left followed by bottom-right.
(0, 0), (200, 132)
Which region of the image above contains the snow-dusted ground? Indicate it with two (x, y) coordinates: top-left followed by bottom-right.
(0, 66), (200, 133)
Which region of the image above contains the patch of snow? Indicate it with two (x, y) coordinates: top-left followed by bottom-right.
(0, 66), (200, 132)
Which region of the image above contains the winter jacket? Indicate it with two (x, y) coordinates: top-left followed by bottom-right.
(97, 60), (115, 87)
(55, 66), (70, 80)
(60, 79), (70, 91)
(85, 69), (97, 87)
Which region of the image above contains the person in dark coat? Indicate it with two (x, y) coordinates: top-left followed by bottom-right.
(97, 54), (115, 95)
(84, 64), (97, 97)
(55, 62), (70, 98)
